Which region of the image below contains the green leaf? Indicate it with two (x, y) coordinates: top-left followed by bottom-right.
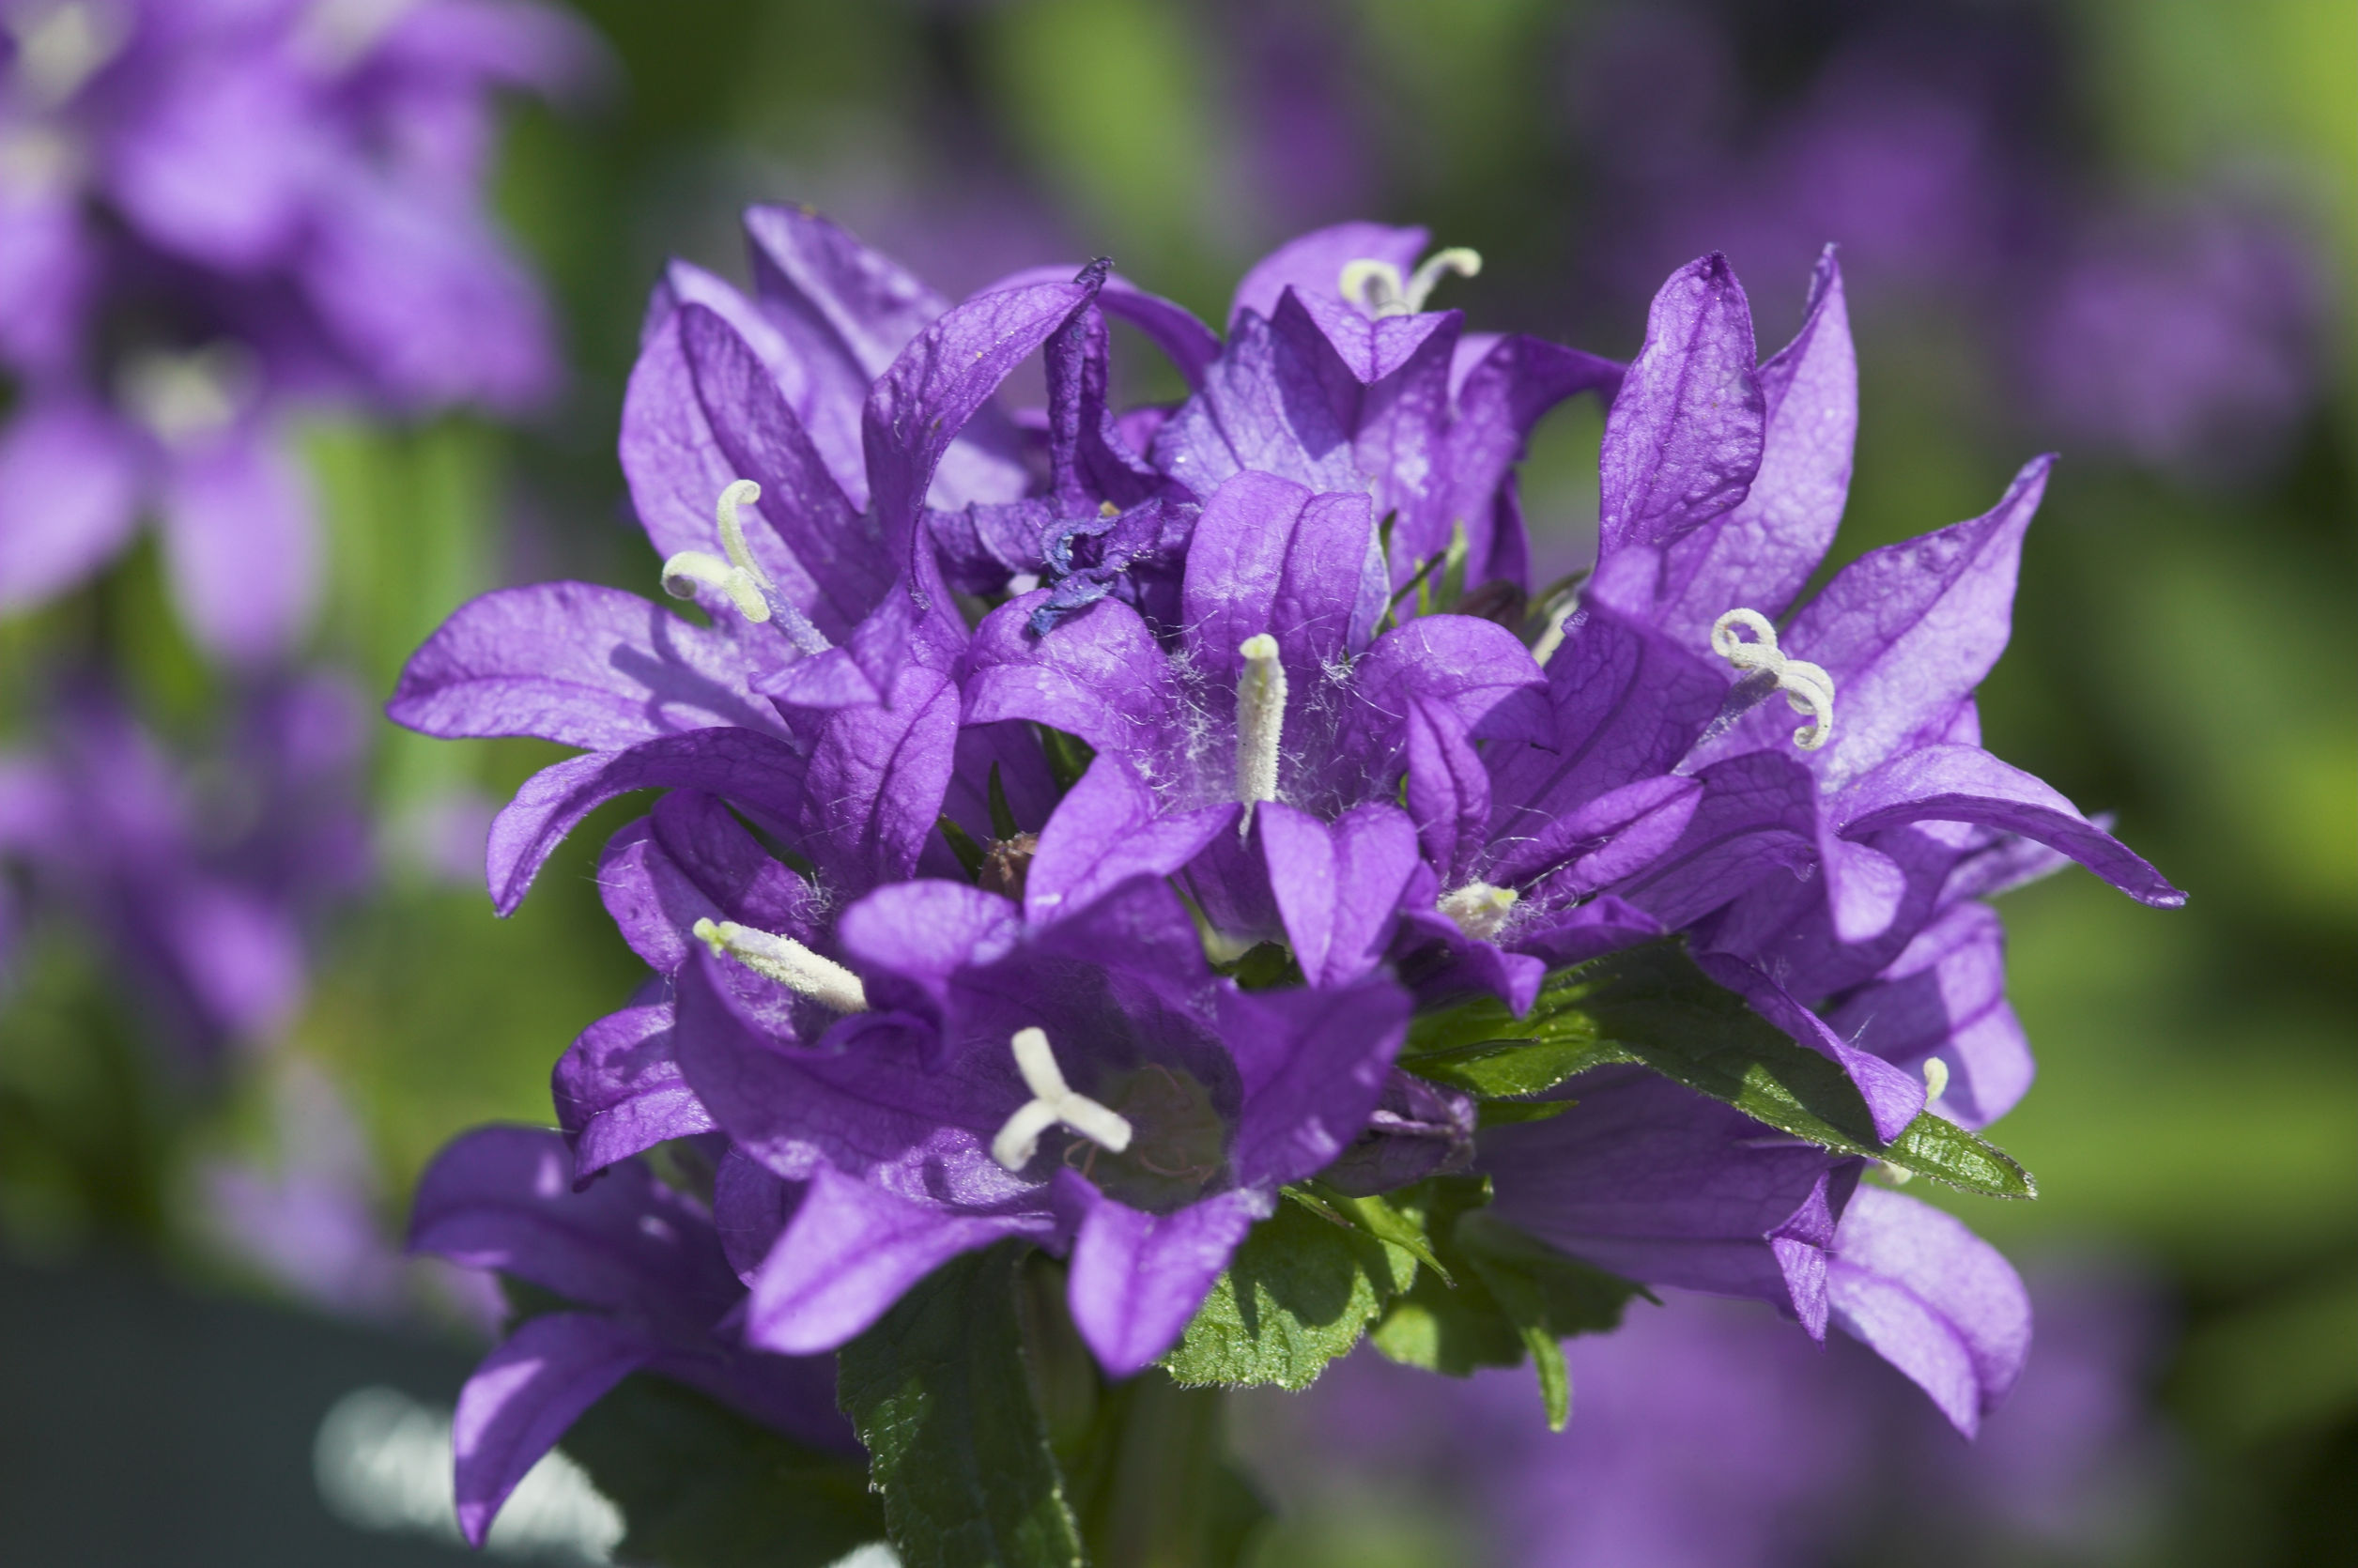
(1295, 1181), (1453, 1284)
(1369, 1179), (1639, 1404)
(838, 1245), (1087, 1568)
(1163, 1196), (1417, 1390)
(560, 1375), (884, 1568)
(1408, 942), (2038, 1199)
(987, 761), (1022, 838)
(1400, 1036), (1619, 1099)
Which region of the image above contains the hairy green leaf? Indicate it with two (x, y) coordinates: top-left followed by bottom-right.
(1162, 1198), (1416, 1391)
(838, 1245), (1087, 1568)
(560, 1375), (883, 1568)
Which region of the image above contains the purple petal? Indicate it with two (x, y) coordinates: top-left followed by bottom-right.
(1824, 901), (2032, 1129)
(388, 582), (777, 749)
(794, 667), (961, 893)
(409, 1126), (739, 1325)
(0, 399), (144, 611)
(836, 879), (1023, 1014)
(1596, 254), (1765, 560)
(1832, 743), (2183, 907)
(1057, 1176), (1265, 1376)
(552, 1003), (717, 1181)
(1828, 1186), (2032, 1437)
(1260, 801), (1422, 987)
(862, 279), (1098, 554)
(745, 1162), (1047, 1355)
(1149, 309), (1361, 500)
(156, 428), (318, 665)
(1221, 976), (1410, 1190)
(1418, 334), (1622, 587)
(1480, 1067), (1849, 1312)
(961, 594), (1187, 761)
(453, 1312), (656, 1547)
(1507, 894), (1665, 971)
(1025, 757), (1238, 923)
(1227, 222), (1428, 328)
(1644, 247), (1856, 646)
(1776, 457), (2052, 791)
(1607, 751), (1818, 930)
(106, 54), (310, 269)
(1344, 615), (1549, 764)
(675, 303), (886, 638)
(1403, 697), (1490, 887)
(600, 790), (823, 972)
(485, 729), (809, 915)
(1484, 604), (1724, 878)
(1180, 470), (1384, 681)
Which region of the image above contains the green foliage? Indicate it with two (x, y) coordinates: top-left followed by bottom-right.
(561, 1375), (884, 1568)
(1162, 1196), (1418, 1391)
(1405, 942), (2036, 1199)
(1369, 1177), (1640, 1429)
(839, 1245), (1088, 1568)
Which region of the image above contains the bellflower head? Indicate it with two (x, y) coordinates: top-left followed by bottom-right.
(0, 0), (598, 660)
(391, 209), (2187, 1506)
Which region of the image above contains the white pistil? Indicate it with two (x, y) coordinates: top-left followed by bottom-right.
(1234, 633), (1287, 832)
(118, 345), (253, 448)
(1440, 882), (1519, 942)
(662, 480), (778, 625)
(691, 917), (867, 1014)
(1338, 247), (1483, 317)
(1709, 608), (1835, 751)
(1922, 1056), (1950, 1106)
(990, 1026), (1133, 1174)
(1529, 607), (1574, 669)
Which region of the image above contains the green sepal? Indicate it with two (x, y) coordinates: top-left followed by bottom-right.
(937, 814), (987, 883)
(1161, 1196), (1418, 1391)
(559, 1374), (885, 1568)
(1405, 942), (2038, 1199)
(1214, 941), (1304, 992)
(1037, 724), (1097, 794)
(1291, 1180), (1453, 1284)
(987, 761), (1022, 839)
(837, 1244), (1087, 1568)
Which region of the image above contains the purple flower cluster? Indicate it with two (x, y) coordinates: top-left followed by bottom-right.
(391, 208), (2180, 1538)
(0, 0), (597, 662)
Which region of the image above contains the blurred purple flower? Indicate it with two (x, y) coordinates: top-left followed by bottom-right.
(1256, 1264), (2169, 1568)
(0, 0), (600, 659)
(2027, 195), (2326, 475)
(0, 674), (371, 1061)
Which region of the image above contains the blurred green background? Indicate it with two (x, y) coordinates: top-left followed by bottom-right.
(0, 1), (2350, 1563)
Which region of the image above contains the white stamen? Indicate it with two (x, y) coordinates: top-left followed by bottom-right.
(1338, 247), (1483, 318)
(1529, 607), (1573, 669)
(1440, 882), (1518, 942)
(10, 2), (125, 109)
(691, 917), (867, 1013)
(1709, 608), (1835, 750)
(1922, 1056), (1950, 1105)
(991, 1026), (1133, 1173)
(117, 345), (253, 448)
(662, 480), (787, 626)
(1235, 633), (1287, 832)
